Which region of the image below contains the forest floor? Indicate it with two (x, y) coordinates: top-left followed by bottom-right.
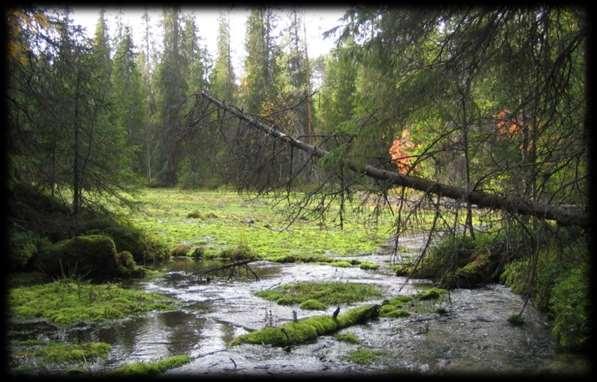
(9, 188), (588, 376)
(121, 188), (489, 262)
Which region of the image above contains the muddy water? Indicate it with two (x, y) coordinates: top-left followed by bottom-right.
(11, 236), (589, 375)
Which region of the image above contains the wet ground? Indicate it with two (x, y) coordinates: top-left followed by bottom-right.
(9, 235), (590, 376)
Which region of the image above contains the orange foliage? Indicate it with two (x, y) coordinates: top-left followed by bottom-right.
(495, 108), (522, 139)
(389, 129), (415, 175)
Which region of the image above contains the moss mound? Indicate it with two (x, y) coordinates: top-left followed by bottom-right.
(170, 243), (192, 257)
(331, 260), (353, 268)
(378, 291), (445, 318)
(114, 355), (191, 375)
(115, 251), (145, 278)
(10, 280), (176, 326)
(215, 244), (259, 261)
(334, 332), (360, 344)
(8, 183), (168, 266)
(232, 304), (380, 347)
(358, 261), (379, 270)
(299, 299), (327, 310)
(408, 230), (526, 288)
(34, 234), (122, 280)
(344, 346), (383, 365)
(256, 281), (382, 308)
(35, 342), (111, 364)
(85, 225), (166, 265)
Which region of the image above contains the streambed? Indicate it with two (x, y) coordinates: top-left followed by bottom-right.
(8, 235), (588, 375)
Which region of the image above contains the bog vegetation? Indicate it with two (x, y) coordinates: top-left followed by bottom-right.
(6, 5), (589, 375)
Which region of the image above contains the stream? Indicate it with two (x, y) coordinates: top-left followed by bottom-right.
(9, 234), (590, 375)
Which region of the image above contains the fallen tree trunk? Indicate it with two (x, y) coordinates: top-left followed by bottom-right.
(230, 304), (380, 347)
(194, 91), (588, 228)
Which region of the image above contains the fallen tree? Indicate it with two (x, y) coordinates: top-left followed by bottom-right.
(230, 304), (380, 347)
(192, 91), (588, 229)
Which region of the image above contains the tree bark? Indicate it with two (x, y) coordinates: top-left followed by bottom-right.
(194, 91), (588, 228)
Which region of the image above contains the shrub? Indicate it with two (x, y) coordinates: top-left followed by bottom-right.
(549, 265), (590, 350)
(9, 227), (39, 271)
(501, 238), (589, 350)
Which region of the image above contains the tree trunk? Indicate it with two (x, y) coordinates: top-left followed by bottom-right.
(194, 91), (588, 228)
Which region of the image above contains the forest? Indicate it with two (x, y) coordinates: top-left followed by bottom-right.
(6, 5), (590, 376)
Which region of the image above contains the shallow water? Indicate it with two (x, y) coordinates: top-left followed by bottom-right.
(9, 237), (590, 376)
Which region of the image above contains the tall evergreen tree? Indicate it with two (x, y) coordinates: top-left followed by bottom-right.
(155, 8), (187, 186)
(112, 25), (146, 177)
(241, 8), (280, 115)
(210, 11), (236, 102)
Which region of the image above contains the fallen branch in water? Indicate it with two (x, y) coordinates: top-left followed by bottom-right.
(199, 259), (259, 281)
(230, 304), (380, 347)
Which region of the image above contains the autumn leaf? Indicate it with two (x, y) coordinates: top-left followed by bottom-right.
(389, 129), (415, 175)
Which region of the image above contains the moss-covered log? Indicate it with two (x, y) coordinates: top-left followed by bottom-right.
(231, 304), (380, 347)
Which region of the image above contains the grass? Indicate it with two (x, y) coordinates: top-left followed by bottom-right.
(255, 281), (383, 308)
(123, 189), (395, 262)
(113, 355), (191, 375)
(9, 280), (177, 326)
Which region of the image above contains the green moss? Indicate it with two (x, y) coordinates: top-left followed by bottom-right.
(216, 244), (259, 261)
(255, 281), (382, 307)
(10, 280), (176, 326)
(114, 355), (191, 375)
(101, 224), (166, 265)
(415, 287), (447, 300)
(299, 299), (327, 310)
(344, 347), (382, 365)
(34, 234), (122, 280)
(501, 239), (590, 350)
(170, 243), (192, 257)
(379, 291), (447, 319)
(384, 309), (410, 318)
(549, 264), (590, 350)
(35, 342), (111, 363)
(115, 251), (145, 278)
(358, 261), (379, 270)
(335, 332), (360, 344)
(331, 260), (353, 268)
(124, 189), (404, 263)
(389, 295), (414, 304)
(233, 304), (379, 347)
